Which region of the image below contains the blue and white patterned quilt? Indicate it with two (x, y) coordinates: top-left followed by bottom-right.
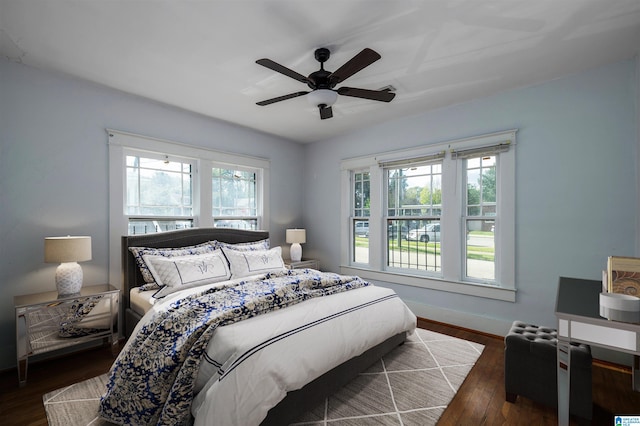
(99, 269), (370, 426)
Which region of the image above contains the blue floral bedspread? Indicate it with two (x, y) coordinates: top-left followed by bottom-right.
(99, 269), (369, 426)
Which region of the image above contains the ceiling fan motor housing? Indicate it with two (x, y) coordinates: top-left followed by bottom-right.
(308, 69), (332, 90)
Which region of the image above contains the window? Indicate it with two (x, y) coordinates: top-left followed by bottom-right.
(464, 155), (496, 281)
(341, 130), (516, 302)
(108, 129), (270, 286)
(386, 162), (442, 273)
(352, 170), (370, 264)
(123, 152), (264, 235)
(125, 153), (195, 234)
(212, 167), (259, 230)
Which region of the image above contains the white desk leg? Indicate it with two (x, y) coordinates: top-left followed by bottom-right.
(633, 355), (639, 392)
(557, 340), (570, 426)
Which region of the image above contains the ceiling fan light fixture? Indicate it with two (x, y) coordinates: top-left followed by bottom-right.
(307, 89), (337, 107)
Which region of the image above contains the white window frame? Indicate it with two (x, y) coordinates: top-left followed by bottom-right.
(340, 129), (516, 302)
(211, 165), (261, 228)
(350, 169), (371, 266)
(384, 159), (444, 276)
(108, 129), (270, 287)
(124, 150), (197, 232)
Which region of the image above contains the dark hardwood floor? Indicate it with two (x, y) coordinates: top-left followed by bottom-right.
(420, 319), (640, 426)
(1, 319), (639, 425)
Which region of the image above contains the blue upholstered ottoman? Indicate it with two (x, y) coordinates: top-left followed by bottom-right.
(504, 321), (592, 421)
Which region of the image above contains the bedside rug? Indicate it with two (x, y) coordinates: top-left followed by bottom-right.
(43, 328), (484, 426)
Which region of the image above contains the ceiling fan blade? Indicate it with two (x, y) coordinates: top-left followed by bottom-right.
(256, 91), (309, 106)
(337, 87), (395, 102)
(319, 105), (333, 120)
(256, 58), (309, 84)
(329, 48), (381, 86)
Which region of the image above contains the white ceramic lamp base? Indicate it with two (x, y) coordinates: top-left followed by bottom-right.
(55, 262), (83, 296)
(290, 243), (302, 262)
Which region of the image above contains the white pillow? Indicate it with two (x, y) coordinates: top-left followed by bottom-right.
(223, 246), (286, 278)
(215, 239), (270, 252)
(129, 242), (217, 283)
(143, 250), (231, 299)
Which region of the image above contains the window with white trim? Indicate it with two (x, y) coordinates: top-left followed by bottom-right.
(211, 167), (259, 230)
(341, 130), (516, 302)
(463, 154), (497, 281)
(351, 170), (370, 264)
(125, 152), (195, 234)
(108, 129), (270, 285)
(385, 160), (443, 274)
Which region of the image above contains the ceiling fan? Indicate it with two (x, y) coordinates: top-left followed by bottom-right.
(255, 47), (395, 120)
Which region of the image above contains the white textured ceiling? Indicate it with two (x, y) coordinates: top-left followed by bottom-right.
(2, 0), (640, 143)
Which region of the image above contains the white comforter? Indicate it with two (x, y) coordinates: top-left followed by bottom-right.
(192, 284), (416, 425)
(123, 273), (416, 425)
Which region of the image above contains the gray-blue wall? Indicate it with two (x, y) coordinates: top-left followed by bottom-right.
(303, 59), (638, 362)
(1, 56), (638, 370)
(0, 58), (305, 370)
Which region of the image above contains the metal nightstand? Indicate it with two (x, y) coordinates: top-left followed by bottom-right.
(284, 259), (320, 270)
(14, 284), (119, 386)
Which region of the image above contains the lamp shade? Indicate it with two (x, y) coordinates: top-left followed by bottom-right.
(286, 229), (306, 244)
(44, 236), (92, 263)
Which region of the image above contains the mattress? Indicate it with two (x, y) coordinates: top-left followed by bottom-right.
(128, 273), (270, 316)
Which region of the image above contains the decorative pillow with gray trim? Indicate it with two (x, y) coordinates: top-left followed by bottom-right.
(129, 242), (217, 283)
(144, 250), (232, 299)
(222, 246), (286, 278)
(214, 239), (270, 252)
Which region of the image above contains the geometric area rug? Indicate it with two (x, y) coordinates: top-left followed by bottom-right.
(43, 328), (484, 426)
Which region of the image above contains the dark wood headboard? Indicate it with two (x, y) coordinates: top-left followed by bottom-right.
(121, 227), (269, 336)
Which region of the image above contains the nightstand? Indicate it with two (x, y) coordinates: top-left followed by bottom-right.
(14, 284), (119, 386)
(284, 259), (320, 270)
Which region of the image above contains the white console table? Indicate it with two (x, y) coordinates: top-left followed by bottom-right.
(555, 276), (640, 426)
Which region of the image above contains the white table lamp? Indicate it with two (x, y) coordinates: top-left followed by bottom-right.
(286, 229), (306, 262)
(45, 236), (92, 296)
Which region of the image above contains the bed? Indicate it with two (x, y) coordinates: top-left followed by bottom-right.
(103, 227), (416, 425)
